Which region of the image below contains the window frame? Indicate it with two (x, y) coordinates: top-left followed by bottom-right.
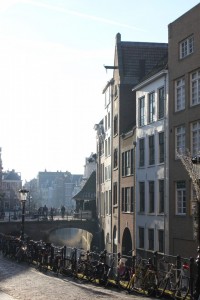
(159, 132), (164, 163)
(139, 96), (145, 126)
(159, 179), (164, 214)
(175, 77), (185, 111)
(122, 149), (134, 176)
(122, 187), (134, 213)
(158, 230), (164, 253)
(148, 92), (155, 124)
(149, 181), (155, 213)
(148, 228), (154, 251)
(179, 35), (194, 59)
(139, 138), (145, 167)
(191, 69), (200, 106)
(113, 182), (118, 206)
(176, 181), (186, 215)
(158, 86), (164, 119)
(113, 115), (118, 136)
(113, 148), (118, 169)
(149, 135), (155, 165)
(139, 227), (145, 249)
(175, 125), (185, 156)
(139, 182), (145, 213)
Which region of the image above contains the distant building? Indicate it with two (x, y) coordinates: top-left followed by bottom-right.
(1, 169), (22, 216)
(37, 170), (82, 210)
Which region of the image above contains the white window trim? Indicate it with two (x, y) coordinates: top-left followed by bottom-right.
(179, 35), (194, 59)
(175, 77), (185, 111)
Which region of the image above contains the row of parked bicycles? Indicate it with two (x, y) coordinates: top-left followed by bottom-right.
(0, 233), (198, 300)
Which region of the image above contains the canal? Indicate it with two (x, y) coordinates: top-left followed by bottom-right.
(48, 228), (93, 250)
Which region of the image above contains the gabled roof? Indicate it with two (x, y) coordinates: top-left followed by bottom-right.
(115, 33), (168, 85)
(73, 171), (96, 201)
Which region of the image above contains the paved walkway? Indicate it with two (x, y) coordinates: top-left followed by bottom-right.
(0, 254), (144, 300)
(0, 291), (15, 300)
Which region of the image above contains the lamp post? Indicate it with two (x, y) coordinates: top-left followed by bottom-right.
(18, 189), (29, 240)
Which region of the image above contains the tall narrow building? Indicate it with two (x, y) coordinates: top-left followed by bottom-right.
(168, 3), (200, 257)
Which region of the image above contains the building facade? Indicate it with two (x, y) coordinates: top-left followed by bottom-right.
(111, 33), (168, 254)
(168, 3), (200, 257)
(134, 60), (168, 255)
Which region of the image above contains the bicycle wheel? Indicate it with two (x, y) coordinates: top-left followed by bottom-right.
(77, 261), (86, 280)
(62, 258), (74, 277)
(173, 276), (190, 300)
(156, 277), (168, 298)
(142, 272), (157, 296)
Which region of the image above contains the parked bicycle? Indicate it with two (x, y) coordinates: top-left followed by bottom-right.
(156, 261), (190, 299)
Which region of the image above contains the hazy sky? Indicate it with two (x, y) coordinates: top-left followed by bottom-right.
(0, 0), (199, 182)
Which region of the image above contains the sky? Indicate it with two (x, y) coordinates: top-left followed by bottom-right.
(0, 0), (199, 182)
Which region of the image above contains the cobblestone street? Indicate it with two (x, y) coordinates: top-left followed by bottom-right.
(0, 254), (147, 300)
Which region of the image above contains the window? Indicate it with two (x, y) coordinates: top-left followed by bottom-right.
(105, 86), (111, 106)
(122, 187), (134, 212)
(122, 149), (134, 176)
(101, 192), (105, 217)
(105, 191), (109, 215)
(139, 182), (145, 212)
(113, 182), (118, 205)
(139, 227), (144, 248)
(149, 181), (155, 213)
(100, 163), (104, 184)
(159, 180), (164, 213)
(107, 137), (111, 156)
(191, 121), (200, 156)
(158, 230), (164, 253)
(99, 140), (104, 156)
(176, 125), (185, 155)
(139, 96), (145, 126)
(159, 132), (164, 163)
(105, 115), (108, 131)
(191, 70), (200, 106)
(179, 35), (194, 59)
(105, 165), (111, 181)
(114, 115), (118, 135)
(113, 148), (118, 168)
(175, 77), (185, 111)
(109, 190), (111, 215)
(158, 87), (164, 119)
(149, 135), (155, 165)
(108, 112), (111, 129)
(148, 229), (154, 251)
(105, 139), (107, 157)
(176, 181), (186, 215)
(148, 92), (155, 123)
(139, 138), (145, 167)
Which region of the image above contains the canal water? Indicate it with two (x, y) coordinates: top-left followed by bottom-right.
(48, 228), (93, 250)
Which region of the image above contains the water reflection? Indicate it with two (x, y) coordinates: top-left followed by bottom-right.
(48, 228), (92, 250)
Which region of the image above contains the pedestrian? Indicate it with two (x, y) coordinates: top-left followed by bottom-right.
(61, 205), (65, 219)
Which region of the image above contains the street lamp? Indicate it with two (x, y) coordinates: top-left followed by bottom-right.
(18, 189), (29, 240)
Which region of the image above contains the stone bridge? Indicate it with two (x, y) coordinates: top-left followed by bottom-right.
(0, 219), (99, 242)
